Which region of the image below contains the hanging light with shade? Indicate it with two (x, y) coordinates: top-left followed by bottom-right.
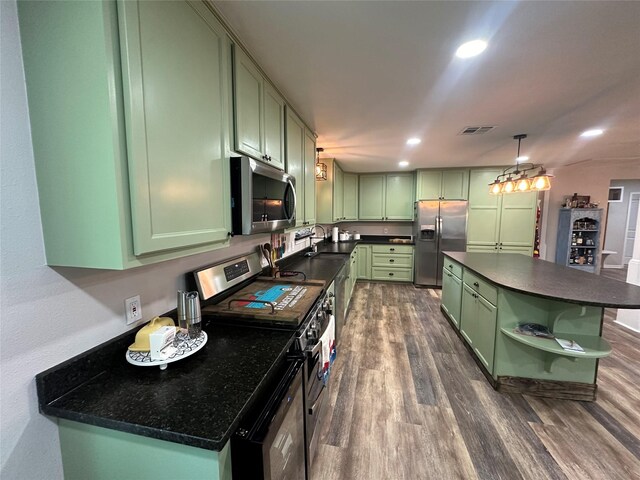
(488, 134), (553, 195)
(315, 147), (327, 181)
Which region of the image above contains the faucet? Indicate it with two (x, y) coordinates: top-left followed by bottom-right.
(313, 225), (326, 241)
(307, 225), (326, 254)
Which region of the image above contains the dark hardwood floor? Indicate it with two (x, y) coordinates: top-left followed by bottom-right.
(312, 281), (640, 480)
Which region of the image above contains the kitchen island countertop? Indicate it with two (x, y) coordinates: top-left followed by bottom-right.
(444, 251), (640, 308)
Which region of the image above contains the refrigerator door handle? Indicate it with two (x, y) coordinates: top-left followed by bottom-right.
(437, 216), (443, 240)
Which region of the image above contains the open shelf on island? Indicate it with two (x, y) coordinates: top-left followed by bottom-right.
(500, 328), (611, 359)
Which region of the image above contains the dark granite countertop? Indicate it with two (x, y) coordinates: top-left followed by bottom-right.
(314, 235), (414, 255)
(283, 254), (349, 284)
(444, 252), (640, 308)
(36, 320), (294, 451)
(35, 238), (414, 452)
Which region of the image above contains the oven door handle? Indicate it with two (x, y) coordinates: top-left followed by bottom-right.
(308, 385), (326, 416)
(306, 340), (322, 358)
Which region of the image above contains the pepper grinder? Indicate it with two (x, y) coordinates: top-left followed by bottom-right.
(177, 291), (188, 332)
(185, 291), (202, 339)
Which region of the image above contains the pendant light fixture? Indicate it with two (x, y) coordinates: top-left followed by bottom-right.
(315, 147), (327, 181)
(488, 134), (553, 195)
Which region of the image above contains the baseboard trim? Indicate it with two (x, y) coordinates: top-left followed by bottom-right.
(614, 320), (640, 334)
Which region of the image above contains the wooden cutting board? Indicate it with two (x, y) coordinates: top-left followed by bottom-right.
(203, 278), (325, 325)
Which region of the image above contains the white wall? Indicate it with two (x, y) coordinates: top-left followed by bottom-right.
(541, 159), (640, 264)
(0, 4), (312, 477)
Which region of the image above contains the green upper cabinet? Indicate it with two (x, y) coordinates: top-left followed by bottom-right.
(18, 0), (232, 269)
(263, 83), (285, 169)
(343, 173), (359, 221)
(285, 108), (305, 227)
(232, 46), (285, 170)
(303, 128), (317, 225)
(333, 163), (344, 222)
(467, 169), (502, 247)
(315, 157), (346, 223)
(359, 173), (414, 221)
(416, 169), (469, 200)
(358, 175), (386, 220)
(385, 174), (415, 220)
(498, 193), (538, 248)
(467, 169), (536, 253)
(232, 46), (262, 160)
(285, 108), (316, 226)
(119, 0), (231, 255)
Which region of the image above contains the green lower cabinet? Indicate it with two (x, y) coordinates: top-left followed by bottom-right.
(356, 245), (371, 280)
(441, 267), (462, 328)
(460, 285), (477, 345)
(459, 283), (497, 374)
(448, 265), (610, 389)
(371, 267), (413, 282)
(58, 420), (231, 480)
(493, 290), (605, 383)
(473, 294), (497, 373)
(349, 250), (357, 297)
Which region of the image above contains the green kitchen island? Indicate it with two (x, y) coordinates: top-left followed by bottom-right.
(440, 252), (640, 401)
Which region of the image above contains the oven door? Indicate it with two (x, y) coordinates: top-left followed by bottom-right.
(232, 359), (307, 480)
(304, 340), (328, 471)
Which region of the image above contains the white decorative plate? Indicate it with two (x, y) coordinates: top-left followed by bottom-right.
(126, 331), (208, 370)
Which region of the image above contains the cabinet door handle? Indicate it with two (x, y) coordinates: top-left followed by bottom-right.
(389, 259), (395, 263)
(473, 282), (479, 287)
(390, 248), (395, 252)
(388, 272), (394, 276)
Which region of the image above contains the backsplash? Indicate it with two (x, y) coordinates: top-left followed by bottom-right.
(320, 221), (413, 238)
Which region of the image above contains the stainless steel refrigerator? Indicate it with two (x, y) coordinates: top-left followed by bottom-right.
(414, 200), (468, 287)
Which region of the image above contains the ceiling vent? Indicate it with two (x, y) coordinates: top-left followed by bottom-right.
(459, 126), (496, 135)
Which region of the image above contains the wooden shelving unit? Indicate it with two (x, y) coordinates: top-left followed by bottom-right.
(555, 208), (602, 273)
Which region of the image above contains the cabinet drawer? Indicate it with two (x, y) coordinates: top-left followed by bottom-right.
(372, 253), (413, 267)
(371, 267), (413, 282)
(443, 258), (462, 278)
(371, 244), (414, 254)
(463, 270), (497, 305)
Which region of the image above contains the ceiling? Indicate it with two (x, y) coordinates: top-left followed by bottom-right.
(213, 1), (640, 173)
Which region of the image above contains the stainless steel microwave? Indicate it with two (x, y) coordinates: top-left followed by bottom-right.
(230, 156), (296, 235)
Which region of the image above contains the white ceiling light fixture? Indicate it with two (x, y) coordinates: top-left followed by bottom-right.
(406, 138), (421, 145)
(516, 155), (530, 162)
(455, 39), (487, 59)
(399, 161), (409, 167)
(580, 128), (604, 138)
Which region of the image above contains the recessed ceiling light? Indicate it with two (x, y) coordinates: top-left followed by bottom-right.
(516, 156), (529, 162)
(455, 40), (487, 59)
(399, 161), (409, 167)
(580, 129), (604, 138)
(406, 138), (421, 145)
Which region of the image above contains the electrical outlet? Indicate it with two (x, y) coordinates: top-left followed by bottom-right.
(383, 227), (389, 234)
(125, 295), (142, 325)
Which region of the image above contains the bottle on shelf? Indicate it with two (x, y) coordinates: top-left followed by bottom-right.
(570, 193), (579, 208)
(576, 232), (583, 245)
(571, 233), (577, 246)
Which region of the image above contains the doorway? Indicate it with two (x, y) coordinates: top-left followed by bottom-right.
(602, 179), (640, 268)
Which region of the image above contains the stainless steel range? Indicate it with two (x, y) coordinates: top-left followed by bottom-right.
(192, 253), (334, 480)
